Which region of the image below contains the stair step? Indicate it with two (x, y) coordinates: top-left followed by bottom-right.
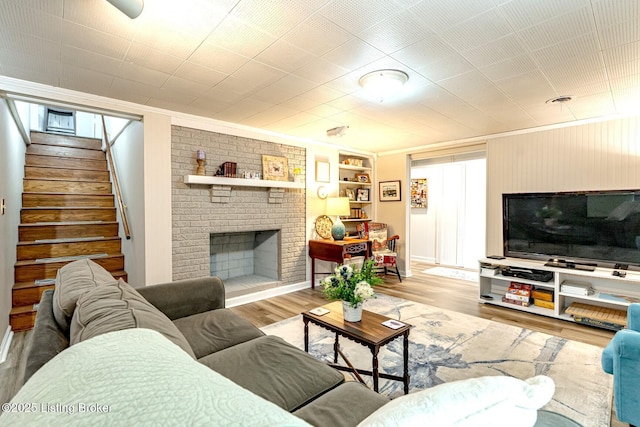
(14, 253), (125, 282)
(26, 143), (106, 160)
(35, 253), (109, 263)
(10, 269), (127, 331)
(22, 193), (115, 208)
(12, 281), (55, 307)
(19, 222), (119, 243)
(30, 131), (103, 151)
(21, 207), (116, 223)
(26, 154), (107, 171)
(10, 305), (39, 332)
(23, 179), (112, 194)
(25, 165), (110, 182)
(17, 236), (121, 261)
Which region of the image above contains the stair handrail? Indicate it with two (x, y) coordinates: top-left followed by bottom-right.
(101, 116), (131, 240)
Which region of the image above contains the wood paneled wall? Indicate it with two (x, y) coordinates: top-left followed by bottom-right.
(486, 116), (640, 255)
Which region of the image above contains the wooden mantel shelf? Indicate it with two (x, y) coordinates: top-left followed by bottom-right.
(183, 175), (305, 189)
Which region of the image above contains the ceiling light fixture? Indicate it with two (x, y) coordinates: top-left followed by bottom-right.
(106, 0), (144, 19)
(359, 69), (409, 103)
(326, 125), (349, 138)
(545, 95), (573, 104)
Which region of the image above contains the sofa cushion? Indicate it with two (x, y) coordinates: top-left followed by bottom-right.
(70, 278), (196, 359)
(53, 258), (118, 332)
(173, 308), (265, 359)
(293, 381), (389, 427)
(1, 329), (311, 427)
(357, 375), (555, 427)
(199, 335), (345, 411)
(23, 290), (70, 384)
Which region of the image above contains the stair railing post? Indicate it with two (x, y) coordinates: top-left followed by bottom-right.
(101, 116), (131, 240)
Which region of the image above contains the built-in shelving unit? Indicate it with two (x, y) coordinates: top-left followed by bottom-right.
(184, 175), (305, 189)
(338, 153), (373, 233)
(479, 257), (640, 329)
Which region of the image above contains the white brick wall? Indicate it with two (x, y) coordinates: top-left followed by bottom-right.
(171, 126), (306, 286)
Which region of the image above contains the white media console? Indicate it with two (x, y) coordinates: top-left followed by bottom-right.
(478, 257), (640, 327)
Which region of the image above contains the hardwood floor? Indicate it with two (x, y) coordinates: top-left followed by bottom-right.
(231, 261), (615, 348)
(1, 261), (620, 425)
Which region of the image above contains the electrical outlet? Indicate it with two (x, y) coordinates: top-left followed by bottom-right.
(1, 198), (5, 215)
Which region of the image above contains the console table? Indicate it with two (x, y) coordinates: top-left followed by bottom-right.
(309, 239), (371, 289)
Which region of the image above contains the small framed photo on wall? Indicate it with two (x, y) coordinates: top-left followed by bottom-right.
(379, 180), (401, 202)
(315, 161), (330, 183)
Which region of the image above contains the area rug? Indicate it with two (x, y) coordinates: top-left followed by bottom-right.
(261, 294), (612, 427)
(422, 266), (479, 282)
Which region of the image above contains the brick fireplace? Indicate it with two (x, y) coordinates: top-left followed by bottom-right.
(171, 126), (306, 298)
(210, 230), (280, 294)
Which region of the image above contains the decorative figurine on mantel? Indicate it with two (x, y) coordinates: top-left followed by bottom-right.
(196, 150), (206, 176)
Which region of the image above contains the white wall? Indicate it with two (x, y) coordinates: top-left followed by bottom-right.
(143, 113), (173, 285)
(110, 120), (145, 286)
(0, 100), (26, 336)
(486, 116), (640, 255)
(376, 153), (411, 277)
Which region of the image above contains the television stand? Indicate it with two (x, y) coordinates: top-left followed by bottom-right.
(544, 258), (596, 272)
(479, 257), (640, 331)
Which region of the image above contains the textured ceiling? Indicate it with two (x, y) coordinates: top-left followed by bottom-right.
(0, 0), (639, 153)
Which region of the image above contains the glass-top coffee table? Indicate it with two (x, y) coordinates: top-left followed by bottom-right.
(302, 301), (411, 394)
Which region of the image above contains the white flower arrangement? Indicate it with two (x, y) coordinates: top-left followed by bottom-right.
(322, 259), (382, 308)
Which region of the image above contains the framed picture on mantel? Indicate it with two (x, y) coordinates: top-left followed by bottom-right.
(262, 155), (289, 181)
(379, 180), (401, 202)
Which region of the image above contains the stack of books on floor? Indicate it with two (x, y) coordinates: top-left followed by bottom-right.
(502, 282), (532, 307)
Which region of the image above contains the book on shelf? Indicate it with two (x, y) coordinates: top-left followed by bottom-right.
(572, 316), (624, 331)
(506, 286), (531, 296)
(533, 299), (555, 310)
(509, 282), (533, 291)
(501, 296), (531, 307)
(504, 293), (531, 302)
(532, 288), (554, 302)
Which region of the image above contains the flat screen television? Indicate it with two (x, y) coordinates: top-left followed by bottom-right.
(503, 190), (640, 269)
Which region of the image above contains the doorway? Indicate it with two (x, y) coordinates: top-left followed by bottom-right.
(410, 154), (486, 269)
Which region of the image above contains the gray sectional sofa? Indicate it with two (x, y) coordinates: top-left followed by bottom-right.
(21, 259), (389, 426)
(5, 259), (556, 426)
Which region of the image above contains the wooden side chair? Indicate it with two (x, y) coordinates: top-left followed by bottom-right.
(357, 222), (402, 282)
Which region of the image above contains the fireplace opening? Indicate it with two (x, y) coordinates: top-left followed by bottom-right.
(210, 230), (280, 297)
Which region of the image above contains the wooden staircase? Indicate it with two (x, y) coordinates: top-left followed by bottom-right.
(10, 131), (127, 332)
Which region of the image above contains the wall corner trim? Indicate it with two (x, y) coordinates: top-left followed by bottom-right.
(0, 326), (14, 365)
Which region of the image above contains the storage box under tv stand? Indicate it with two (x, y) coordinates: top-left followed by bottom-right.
(478, 257), (640, 330)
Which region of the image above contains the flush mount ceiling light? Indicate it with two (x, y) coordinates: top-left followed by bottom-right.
(359, 69), (409, 103)
(326, 125), (349, 138)
(106, 0), (144, 19)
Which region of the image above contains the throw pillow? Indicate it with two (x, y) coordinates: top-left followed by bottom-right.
(357, 375), (555, 427)
(70, 278), (196, 359)
(369, 228), (388, 252)
(52, 258), (118, 332)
